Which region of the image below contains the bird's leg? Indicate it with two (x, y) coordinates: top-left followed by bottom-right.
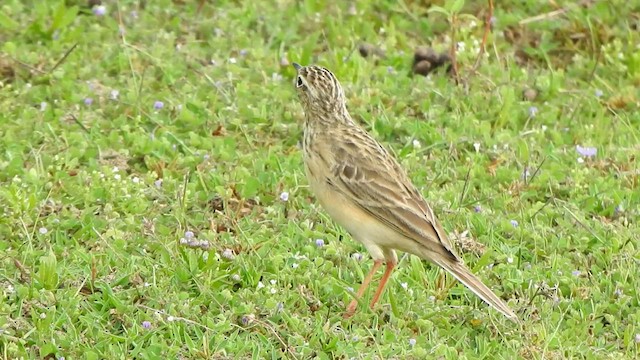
(344, 260), (383, 318)
(369, 261), (396, 309)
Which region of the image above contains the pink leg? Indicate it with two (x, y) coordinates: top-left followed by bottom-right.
(369, 262), (396, 309)
(344, 260), (383, 318)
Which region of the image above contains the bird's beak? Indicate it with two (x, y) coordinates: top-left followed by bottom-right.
(292, 62), (302, 71)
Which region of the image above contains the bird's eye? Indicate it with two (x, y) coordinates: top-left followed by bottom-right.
(296, 76), (304, 88)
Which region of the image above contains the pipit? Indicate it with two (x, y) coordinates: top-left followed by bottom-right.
(291, 62), (518, 322)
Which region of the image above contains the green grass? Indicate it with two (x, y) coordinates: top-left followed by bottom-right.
(1, 0), (639, 358)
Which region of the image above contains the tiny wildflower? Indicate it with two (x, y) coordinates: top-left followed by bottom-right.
(315, 239), (325, 247)
(39, 227), (48, 235)
(132, 177), (140, 184)
(153, 101), (164, 110)
(40, 102), (47, 112)
(110, 89), (119, 100)
(401, 282), (408, 290)
(221, 248), (234, 260)
(257, 281), (265, 289)
(276, 302), (284, 312)
(635, 333), (640, 344)
(280, 56), (289, 66)
(185, 231), (194, 239)
(473, 142), (480, 152)
(179, 238), (188, 245)
(577, 157), (585, 163)
(521, 167), (531, 180)
(595, 89), (603, 98)
(409, 338), (417, 347)
(510, 220), (519, 228)
(291, 263), (299, 269)
(528, 106), (538, 117)
(614, 288), (623, 297)
(270, 288), (277, 294)
(167, 316), (175, 322)
(576, 145), (597, 158)
(280, 191), (289, 202)
(154, 179), (163, 188)
(473, 205), (482, 213)
(507, 257), (514, 264)
(142, 321), (151, 329)
(92, 5), (106, 16)
(270, 280), (277, 285)
(241, 314), (255, 326)
(387, 66), (395, 74)
(231, 274), (241, 282)
(198, 241), (210, 250)
(188, 239), (199, 247)
(114, 174), (121, 180)
(239, 49), (248, 56)
(39, 313), (46, 319)
(412, 139), (421, 148)
(84, 97), (93, 106)
(229, 57), (237, 64)
(571, 270), (581, 277)
(351, 253), (363, 261)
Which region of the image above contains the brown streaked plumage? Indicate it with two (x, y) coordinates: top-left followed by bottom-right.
(291, 62), (519, 322)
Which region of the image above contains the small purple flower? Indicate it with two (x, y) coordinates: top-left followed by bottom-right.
(276, 302), (284, 313)
(528, 106), (538, 117)
(576, 145), (597, 158)
(635, 333), (640, 344)
(84, 97), (93, 106)
(222, 248), (235, 260)
(280, 191), (289, 202)
(490, 16), (497, 25)
(409, 338), (416, 347)
(188, 239), (199, 248)
(239, 49), (248, 57)
(154, 179), (163, 188)
(473, 205), (482, 213)
(130, 10), (138, 19)
(510, 220), (519, 228)
(52, 30), (60, 40)
(241, 314), (254, 326)
(315, 239), (324, 247)
(614, 288), (623, 297)
(387, 66), (395, 74)
(351, 253), (363, 261)
(521, 167), (531, 180)
(153, 101), (164, 110)
(184, 231), (194, 239)
(571, 270), (581, 277)
(595, 89), (603, 98)
(92, 5), (106, 16)
(142, 321), (151, 329)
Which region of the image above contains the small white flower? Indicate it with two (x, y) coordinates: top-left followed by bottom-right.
(409, 338), (416, 347)
(279, 191), (289, 202)
(229, 57), (237, 64)
(257, 281), (265, 289)
(292, 263), (299, 269)
(167, 316), (175, 322)
(154, 179), (163, 188)
(577, 157), (585, 163)
(110, 90), (119, 100)
(40, 313), (46, 319)
(473, 142), (480, 152)
(270, 288), (277, 294)
(144, 282), (151, 287)
(39, 227), (48, 235)
(40, 102), (47, 111)
(132, 177), (140, 183)
(412, 139), (421, 148)
(507, 257), (514, 264)
(401, 282), (408, 290)
(114, 174), (121, 180)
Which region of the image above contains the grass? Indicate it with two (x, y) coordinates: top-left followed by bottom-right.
(0, 0), (639, 358)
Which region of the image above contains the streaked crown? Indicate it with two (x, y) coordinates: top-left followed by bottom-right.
(292, 63), (346, 114)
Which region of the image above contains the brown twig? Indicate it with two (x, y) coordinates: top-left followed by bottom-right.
(472, 0), (494, 71)
(48, 42), (78, 74)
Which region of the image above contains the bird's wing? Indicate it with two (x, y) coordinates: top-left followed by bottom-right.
(326, 128), (461, 262)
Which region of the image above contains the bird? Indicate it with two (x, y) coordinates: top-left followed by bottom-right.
(291, 62), (519, 322)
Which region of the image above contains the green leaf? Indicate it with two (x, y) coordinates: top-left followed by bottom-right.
(449, 0), (465, 14)
(0, 12), (19, 31)
(427, 5), (450, 17)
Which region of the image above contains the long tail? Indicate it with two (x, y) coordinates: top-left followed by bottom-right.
(433, 257), (520, 322)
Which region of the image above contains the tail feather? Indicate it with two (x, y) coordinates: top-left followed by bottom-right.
(433, 258), (519, 322)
